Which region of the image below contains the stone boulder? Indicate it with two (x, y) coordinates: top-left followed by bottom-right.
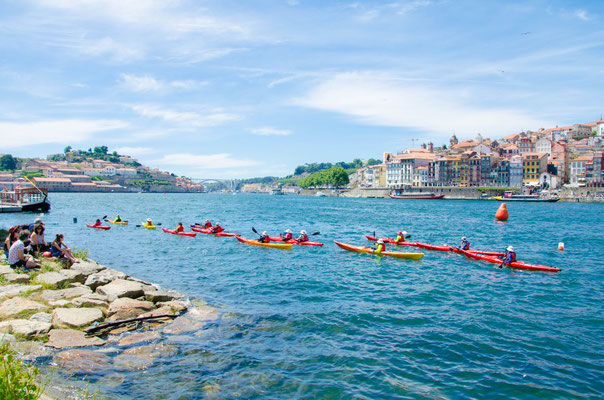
(34, 271), (71, 287)
(157, 300), (188, 313)
(0, 284), (42, 300)
(107, 298), (156, 321)
(113, 344), (177, 371)
(144, 289), (182, 303)
(96, 279), (144, 301)
(58, 269), (86, 284)
(52, 308), (104, 329)
(29, 312), (52, 323)
(53, 349), (112, 374)
(0, 297), (47, 318)
(39, 286), (93, 302)
(46, 329), (105, 349)
(70, 259), (106, 276)
(0, 265), (13, 275)
(85, 269), (127, 290)
(10, 341), (53, 360)
(3, 273), (30, 284)
(71, 293), (109, 308)
(117, 331), (160, 347)
(0, 319), (52, 338)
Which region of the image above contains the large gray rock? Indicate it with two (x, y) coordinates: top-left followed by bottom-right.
(0, 265), (14, 275)
(144, 289), (182, 303)
(34, 271), (70, 287)
(157, 300), (188, 313)
(107, 298), (156, 321)
(0, 284), (42, 300)
(70, 259), (106, 276)
(3, 273), (30, 284)
(53, 349), (112, 374)
(52, 308), (104, 329)
(0, 319), (52, 338)
(113, 344), (177, 371)
(0, 297), (47, 318)
(46, 329), (105, 349)
(29, 312), (52, 323)
(117, 331), (160, 347)
(10, 341), (53, 360)
(39, 286), (93, 302)
(85, 269), (127, 290)
(96, 279), (144, 301)
(58, 269), (86, 284)
(71, 293), (109, 308)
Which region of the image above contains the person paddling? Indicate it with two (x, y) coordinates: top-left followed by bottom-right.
(281, 229), (293, 241)
(144, 218), (154, 228)
(203, 220), (212, 228)
(394, 231), (407, 244)
(93, 219), (102, 227)
(258, 231), (270, 243)
(296, 230), (309, 243)
(373, 239), (386, 254)
(501, 246), (516, 266)
(175, 222), (184, 233)
(114, 214), (123, 223)
(210, 223), (225, 233)
(460, 236), (470, 250)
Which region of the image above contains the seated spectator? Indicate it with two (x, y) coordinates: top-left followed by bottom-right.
(7, 230), (40, 270)
(30, 223), (49, 253)
(27, 217), (43, 232)
(4, 225), (21, 258)
(50, 234), (78, 264)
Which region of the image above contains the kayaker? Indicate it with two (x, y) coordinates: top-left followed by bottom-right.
(114, 214), (123, 223)
(144, 218), (154, 228)
(210, 223), (225, 233)
(175, 222), (184, 233)
(460, 236), (470, 250)
(501, 246), (516, 265)
(296, 230), (309, 243)
(93, 219), (102, 227)
(204, 220), (212, 228)
(258, 231), (270, 243)
(281, 229), (293, 241)
(374, 239), (386, 254)
(394, 231), (406, 244)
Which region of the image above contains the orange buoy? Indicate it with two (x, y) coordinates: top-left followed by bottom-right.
(558, 242), (564, 251)
(495, 203), (509, 221)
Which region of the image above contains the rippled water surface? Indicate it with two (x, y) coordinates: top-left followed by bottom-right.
(2, 193), (603, 399)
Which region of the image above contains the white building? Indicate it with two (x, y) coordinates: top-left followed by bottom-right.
(509, 155), (523, 188)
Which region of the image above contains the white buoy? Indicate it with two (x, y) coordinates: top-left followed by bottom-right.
(558, 242), (564, 251)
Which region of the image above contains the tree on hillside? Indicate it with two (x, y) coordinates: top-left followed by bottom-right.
(367, 158), (381, 166)
(328, 166), (349, 187)
(64, 145), (72, 153)
(0, 154), (16, 171)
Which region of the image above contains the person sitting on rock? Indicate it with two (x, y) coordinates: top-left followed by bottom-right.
(4, 225), (21, 258)
(30, 223), (49, 253)
(50, 234), (78, 264)
(8, 230), (40, 271)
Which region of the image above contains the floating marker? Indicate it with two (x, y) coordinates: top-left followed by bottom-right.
(558, 242), (564, 251)
(73, 217), (78, 223)
(495, 203), (509, 221)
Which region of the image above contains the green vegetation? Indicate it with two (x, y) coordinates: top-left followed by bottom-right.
(0, 342), (43, 400)
(0, 154), (17, 171)
(294, 158), (380, 176)
(19, 170), (44, 179)
(299, 166), (349, 188)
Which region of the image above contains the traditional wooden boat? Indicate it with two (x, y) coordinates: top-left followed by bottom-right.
(0, 186), (51, 213)
(389, 192), (444, 199)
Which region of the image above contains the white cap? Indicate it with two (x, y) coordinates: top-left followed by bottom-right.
(462, 236), (467, 240)
(377, 239), (384, 244)
(286, 229), (292, 233)
(262, 231), (267, 235)
(507, 246), (514, 251)
(402, 231), (408, 235)
(35, 217), (42, 222)
(147, 218), (151, 222)
(301, 230), (306, 234)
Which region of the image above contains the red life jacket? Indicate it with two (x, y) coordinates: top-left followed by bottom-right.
(204, 222), (212, 228)
(176, 225), (184, 232)
(212, 226), (224, 233)
(298, 234), (308, 242)
(509, 252), (517, 262)
(282, 232), (293, 240)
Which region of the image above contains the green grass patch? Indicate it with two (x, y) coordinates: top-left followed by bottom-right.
(73, 248), (89, 261)
(0, 341), (43, 400)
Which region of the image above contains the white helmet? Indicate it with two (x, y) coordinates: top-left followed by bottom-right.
(205, 219), (210, 222)
(402, 231), (408, 235)
(462, 236), (467, 240)
(507, 246), (514, 252)
(147, 218), (152, 222)
(286, 229), (292, 233)
(301, 230), (307, 234)
(262, 231), (267, 235)
(377, 239), (384, 244)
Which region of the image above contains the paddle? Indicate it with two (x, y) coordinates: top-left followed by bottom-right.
(251, 227), (262, 237)
(311, 231), (320, 236)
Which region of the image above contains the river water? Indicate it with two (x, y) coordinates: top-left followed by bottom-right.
(2, 193), (603, 399)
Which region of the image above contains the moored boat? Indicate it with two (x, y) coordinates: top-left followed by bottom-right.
(389, 192), (444, 199)
(0, 186), (51, 213)
(493, 191), (559, 202)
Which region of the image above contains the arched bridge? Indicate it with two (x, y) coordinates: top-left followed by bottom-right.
(191, 178), (237, 191)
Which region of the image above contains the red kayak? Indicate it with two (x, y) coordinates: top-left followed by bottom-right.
(267, 236), (323, 246)
(459, 249), (560, 272)
(190, 226), (240, 237)
(162, 228), (196, 237)
(365, 236), (504, 256)
(86, 223), (110, 230)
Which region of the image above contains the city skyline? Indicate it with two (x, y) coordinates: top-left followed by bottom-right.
(1, 0), (603, 178)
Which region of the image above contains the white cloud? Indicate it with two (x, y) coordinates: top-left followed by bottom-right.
(395, 0), (432, 16)
(130, 104), (239, 127)
(574, 9), (589, 21)
(120, 74), (163, 91)
(251, 127), (292, 136)
(0, 119), (128, 149)
(114, 146), (154, 156)
(295, 72), (551, 137)
(157, 153), (260, 169)
(79, 37), (144, 62)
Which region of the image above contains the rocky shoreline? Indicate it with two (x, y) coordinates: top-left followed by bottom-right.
(0, 252), (218, 399)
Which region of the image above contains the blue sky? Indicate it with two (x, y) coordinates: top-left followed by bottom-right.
(1, 0), (602, 178)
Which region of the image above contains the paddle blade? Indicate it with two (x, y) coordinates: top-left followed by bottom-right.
(312, 232), (320, 235)
(102, 215), (107, 220)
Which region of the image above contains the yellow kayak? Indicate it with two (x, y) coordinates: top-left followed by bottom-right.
(142, 223), (156, 230)
(108, 220), (128, 225)
(236, 236), (293, 249)
(334, 241), (424, 260)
